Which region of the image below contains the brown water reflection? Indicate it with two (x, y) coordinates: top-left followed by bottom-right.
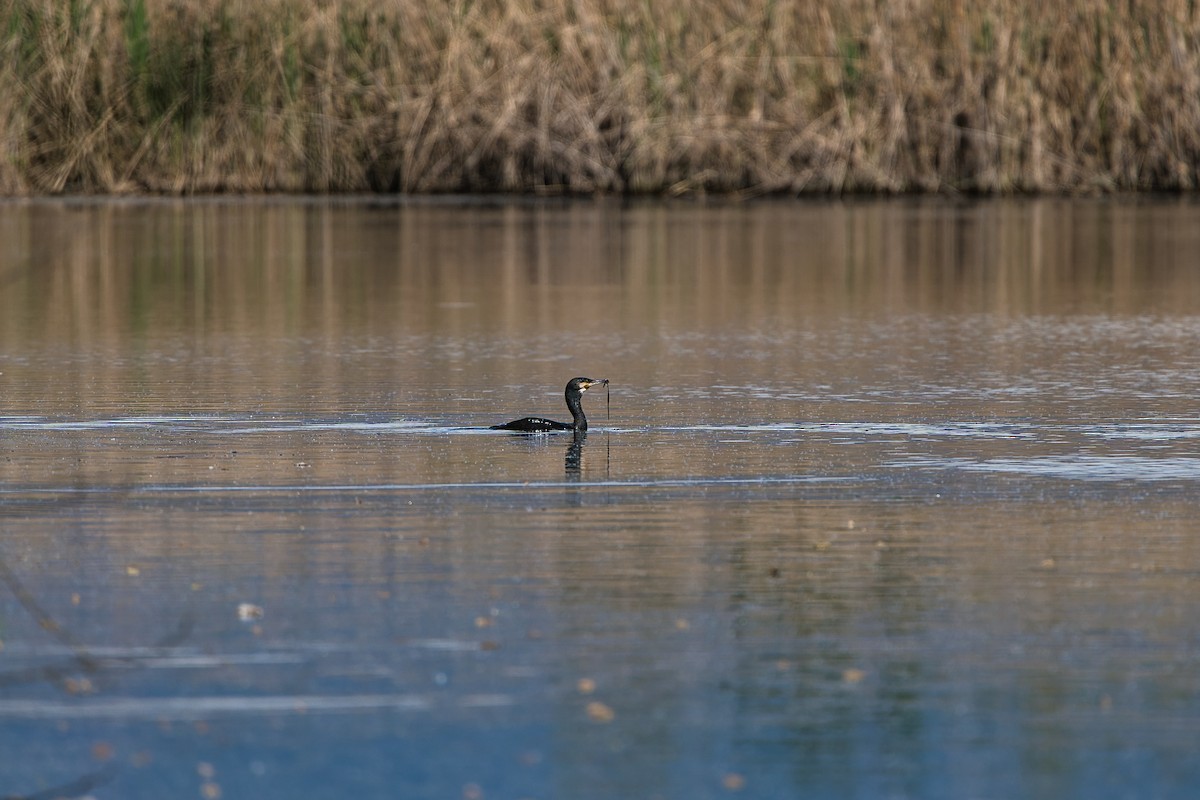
(4, 197), (1200, 366)
(2, 197), (1200, 799)
(1, 200), (1198, 484)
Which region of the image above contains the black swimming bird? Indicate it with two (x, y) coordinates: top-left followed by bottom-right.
(491, 377), (608, 432)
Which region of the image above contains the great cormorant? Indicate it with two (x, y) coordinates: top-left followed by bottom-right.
(491, 377), (608, 432)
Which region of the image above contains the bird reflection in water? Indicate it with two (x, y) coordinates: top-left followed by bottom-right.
(565, 430), (586, 480)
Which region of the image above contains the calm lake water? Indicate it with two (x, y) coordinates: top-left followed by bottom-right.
(2, 197), (1200, 799)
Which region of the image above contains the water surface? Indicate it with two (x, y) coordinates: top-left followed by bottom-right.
(2, 197), (1200, 799)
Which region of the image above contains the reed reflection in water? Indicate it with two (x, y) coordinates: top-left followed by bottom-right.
(1, 198), (1200, 799)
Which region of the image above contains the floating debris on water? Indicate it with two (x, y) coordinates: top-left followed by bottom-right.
(585, 701), (615, 723)
(237, 603), (264, 621)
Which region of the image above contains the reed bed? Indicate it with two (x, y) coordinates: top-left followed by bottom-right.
(1, 0), (1198, 195)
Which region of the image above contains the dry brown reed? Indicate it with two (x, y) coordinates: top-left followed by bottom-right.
(2, 0), (1198, 195)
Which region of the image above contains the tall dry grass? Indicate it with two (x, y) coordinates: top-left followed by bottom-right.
(1, 0), (1198, 195)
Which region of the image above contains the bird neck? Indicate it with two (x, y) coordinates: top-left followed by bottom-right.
(565, 390), (587, 431)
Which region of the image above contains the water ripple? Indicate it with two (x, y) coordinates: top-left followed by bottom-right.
(0, 475), (857, 496)
(0, 693), (513, 720)
(893, 455), (1200, 481)
(5, 416), (1200, 444)
(1079, 423), (1200, 441)
(667, 422), (1037, 439)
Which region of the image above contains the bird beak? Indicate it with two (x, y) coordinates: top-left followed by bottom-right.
(584, 379), (608, 390)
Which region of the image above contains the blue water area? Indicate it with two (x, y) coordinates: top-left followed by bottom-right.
(1, 415), (1199, 799)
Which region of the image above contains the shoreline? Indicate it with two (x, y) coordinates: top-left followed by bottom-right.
(2, 191), (1198, 208)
